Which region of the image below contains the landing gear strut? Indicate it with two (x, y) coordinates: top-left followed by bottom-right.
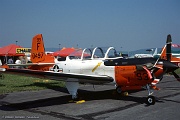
(146, 84), (156, 105)
(65, 80), (79, 100)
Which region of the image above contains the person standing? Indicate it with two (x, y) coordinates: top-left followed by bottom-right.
(21, 56), (27, 68)
(8, 57), (14, 64)
(8, 57), (14, 68)
(15, 57), (21, 68)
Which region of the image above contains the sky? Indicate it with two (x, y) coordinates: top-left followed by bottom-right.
(0, 0), (180, 51)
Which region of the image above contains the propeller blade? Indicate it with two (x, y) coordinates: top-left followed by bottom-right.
(172, 71), (180, 81)
(163, 61), (179, 73)
(166, 34), (172, 61)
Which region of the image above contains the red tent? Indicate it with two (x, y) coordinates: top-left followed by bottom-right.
(0, 44), (24, 56)
(53, 47), (76, 57)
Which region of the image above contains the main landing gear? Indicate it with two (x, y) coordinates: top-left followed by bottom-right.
(116, 86), (129, 96)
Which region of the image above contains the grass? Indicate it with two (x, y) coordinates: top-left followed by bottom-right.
(0, 73), (65, 95)
(175, 68), (180, 74)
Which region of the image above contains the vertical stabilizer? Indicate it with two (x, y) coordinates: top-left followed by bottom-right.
(30, 34), (46, 63)
(152, 48), (158, 57)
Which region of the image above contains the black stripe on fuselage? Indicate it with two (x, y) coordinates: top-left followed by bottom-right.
(104, 58), (162, 66)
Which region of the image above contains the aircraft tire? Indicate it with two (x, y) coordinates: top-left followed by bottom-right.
(146, 95), (155, 105)
(116, 86), (122, 94)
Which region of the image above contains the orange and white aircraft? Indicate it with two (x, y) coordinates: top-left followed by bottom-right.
(1, 34), (179, 105)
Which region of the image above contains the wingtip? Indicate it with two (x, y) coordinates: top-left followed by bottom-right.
(0, 68), (6, 71)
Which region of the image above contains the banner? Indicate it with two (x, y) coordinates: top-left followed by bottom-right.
(16, 48), (31, 53)
(172, 44), (180, 48)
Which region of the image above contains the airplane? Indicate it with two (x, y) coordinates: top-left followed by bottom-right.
(134, 43), (180, 59)
(0, 34), (179, 105)
(150, 44), (180, 60)
(134, 48), (158, 58)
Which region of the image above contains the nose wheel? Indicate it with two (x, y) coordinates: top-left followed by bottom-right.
(116, 85), (156, 105)
(146, 95), (155, 105)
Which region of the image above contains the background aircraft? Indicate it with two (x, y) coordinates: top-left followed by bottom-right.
(134, 48), (157, 58)
(4, 34), (55, 71)
(0, 34), (179, 105)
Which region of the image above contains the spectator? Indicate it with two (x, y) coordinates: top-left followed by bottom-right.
(15, 57), (21, 68)
(21, 56), (26, 64)
(8, 57), (14, 64)
(21, 56), (27, 68)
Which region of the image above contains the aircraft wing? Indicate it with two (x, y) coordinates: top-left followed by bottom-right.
(7, 63), (54, 66)
(2, 68), (114, 84)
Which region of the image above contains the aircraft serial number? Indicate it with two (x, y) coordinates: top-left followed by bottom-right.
(37, 38), (41, 42)
(31, 52), (44, 59)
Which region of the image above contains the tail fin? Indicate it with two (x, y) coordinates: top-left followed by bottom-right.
(30, 34), (46, 63)
(152, 48), (158, 57)
(30, 34), (55, 63)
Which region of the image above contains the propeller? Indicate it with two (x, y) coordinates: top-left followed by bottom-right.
(165, 34), (180, 81)
(149, 34), (180, 82)
(172, 71), (180, 81)
(166, 35), (180, 81)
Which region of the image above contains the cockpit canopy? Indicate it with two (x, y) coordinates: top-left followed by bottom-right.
(68, 47), (121, 60)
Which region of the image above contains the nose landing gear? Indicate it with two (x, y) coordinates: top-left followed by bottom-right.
(116, 85), (156, 105)
(146, 84), (156, 105)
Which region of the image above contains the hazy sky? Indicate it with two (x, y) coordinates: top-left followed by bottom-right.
(0, 0), (180, 51)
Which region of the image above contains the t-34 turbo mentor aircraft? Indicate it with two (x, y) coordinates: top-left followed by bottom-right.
(1, 34), (179, 105)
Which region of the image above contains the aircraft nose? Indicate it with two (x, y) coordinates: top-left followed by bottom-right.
(163, 61), (179, 72)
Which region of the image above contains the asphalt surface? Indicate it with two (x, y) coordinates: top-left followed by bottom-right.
(0, 75), (180, 120)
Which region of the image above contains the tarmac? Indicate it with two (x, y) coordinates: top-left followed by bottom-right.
(0, 75), (180, 120)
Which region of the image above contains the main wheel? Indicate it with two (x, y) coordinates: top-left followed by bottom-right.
(116, 86), (122, 94)
(146, 96), (155, 105)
